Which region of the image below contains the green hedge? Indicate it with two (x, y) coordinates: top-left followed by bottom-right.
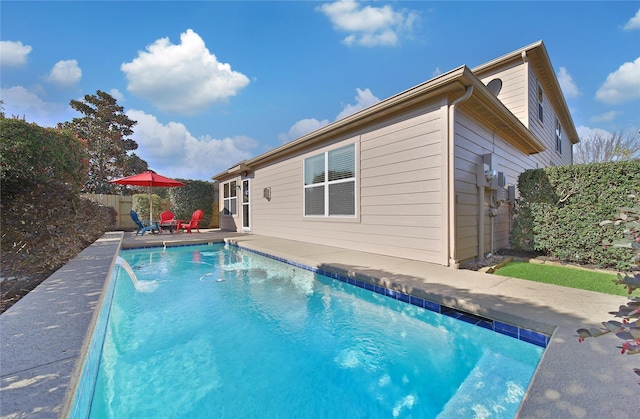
(0, 117), (87, 192)
(167, 180), (215, 227)
(511, 161), (640, 270)
(132, 193), (164, 223)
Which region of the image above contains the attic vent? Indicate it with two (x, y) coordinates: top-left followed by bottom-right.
(486, 78), (503, 96)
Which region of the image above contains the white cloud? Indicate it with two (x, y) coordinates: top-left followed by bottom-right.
(317, 0), (418, 47)
(623, 8), (640, 30)
(121, 29), (250, 114)
(432, 67), (442, 78)
(286, 118), (330, 141)
(0, 40), (32, 67)
(595, 57), (640, 104)
(335, 87), (380, 120)
(127, 109), (257, 180)
(576, 125), (611, 140)
(556, 67), (580, 98)
(47, 60), (82, 88)
(590, 110), (621, 123)
(281, 87), (380, 142)
(109, 88), (124, 102)
(0, 85), (67, 125)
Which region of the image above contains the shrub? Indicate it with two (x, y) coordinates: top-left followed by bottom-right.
(167, 180), (215, 227)
(0, 117), (87, 192)
(1, 181), (114, 311)
(0, 117), (110, 313)
(511, 161), (640, 269)
(132, 193), (163, 223)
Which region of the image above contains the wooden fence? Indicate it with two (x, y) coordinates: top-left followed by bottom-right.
(81, 194), (219, 230)
(81, 194), (136, 230)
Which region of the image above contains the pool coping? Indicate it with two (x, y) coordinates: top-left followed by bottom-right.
(1, 232), (124, 418)
(1, 231), (637, 418)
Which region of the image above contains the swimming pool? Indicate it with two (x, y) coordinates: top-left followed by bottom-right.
(72, 243), (545, 418)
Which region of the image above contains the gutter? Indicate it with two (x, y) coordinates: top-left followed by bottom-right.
(447, 85), (474, 267)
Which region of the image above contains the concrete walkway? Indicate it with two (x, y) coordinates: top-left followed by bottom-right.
(1, 230), (637, 418)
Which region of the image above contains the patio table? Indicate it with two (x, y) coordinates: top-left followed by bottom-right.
(158, 220), (179, 234)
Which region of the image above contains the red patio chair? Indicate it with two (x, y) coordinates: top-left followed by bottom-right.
(159, 211), (178, 233)
(179, 209), (204, 233)
(159, 211), (175, 223)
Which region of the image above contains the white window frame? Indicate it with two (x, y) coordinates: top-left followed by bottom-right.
(241, 179), (250, 230)
(537, 84), (544, 124)
(222, 180), (237, 216)
(303, 143), (357, 218)
(555, 118), (562, 154)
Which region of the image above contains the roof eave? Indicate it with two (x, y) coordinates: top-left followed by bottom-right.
(212, 162), (252, 180)
(464, 73), (546, 154)
(528, 43), (580, 144)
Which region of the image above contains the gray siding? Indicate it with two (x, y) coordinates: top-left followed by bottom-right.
(527, 67), (573, 167)
(454, 111), (539, 263)
(453, 62), (571, 263)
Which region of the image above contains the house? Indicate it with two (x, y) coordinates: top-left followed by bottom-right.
(213, 41), (579, 267)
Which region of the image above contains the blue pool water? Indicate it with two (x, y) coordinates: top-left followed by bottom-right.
(75, 244), (544, 418)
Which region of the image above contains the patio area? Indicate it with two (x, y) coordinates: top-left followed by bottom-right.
(1, 229), (637, 418)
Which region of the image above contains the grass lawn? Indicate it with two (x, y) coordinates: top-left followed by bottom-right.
(493, 262), (629, 296)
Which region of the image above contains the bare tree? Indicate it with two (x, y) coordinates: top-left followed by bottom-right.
(574, 129), (640, 164)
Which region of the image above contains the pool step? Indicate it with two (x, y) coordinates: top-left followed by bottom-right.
(437, 351), (532, 418)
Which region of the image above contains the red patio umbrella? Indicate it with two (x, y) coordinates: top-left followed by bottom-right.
(110, 171), (185, 224)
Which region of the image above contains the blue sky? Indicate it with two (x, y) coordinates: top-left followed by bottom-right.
(2, 1), (639, 180)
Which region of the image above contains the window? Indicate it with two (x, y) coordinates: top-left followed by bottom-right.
(304, 144), (356, 217)
(555, 118), (562, 154)
(242, 179), (250, 229)
(537, 85), (544, 123)
(223, 180), (237, 215)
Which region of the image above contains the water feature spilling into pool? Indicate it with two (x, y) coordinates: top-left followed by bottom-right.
(72, 244), (544, 418)
(114, 255), (159, 292)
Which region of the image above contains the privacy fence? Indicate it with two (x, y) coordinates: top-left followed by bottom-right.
(81, 194), (219, 231)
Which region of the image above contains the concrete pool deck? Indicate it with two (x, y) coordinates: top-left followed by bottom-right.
(1, 230), (637, 418)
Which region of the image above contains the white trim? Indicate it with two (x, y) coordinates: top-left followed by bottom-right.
(222, 180), (237, 216)
(241, 179), (251, 231)
(303, 143), (357, 218)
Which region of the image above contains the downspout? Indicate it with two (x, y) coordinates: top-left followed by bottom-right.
(448, 85), (474, 267)
(489, 191), (500, 256)
(491, 210), (495, 255)
(478, 184), (485, 261)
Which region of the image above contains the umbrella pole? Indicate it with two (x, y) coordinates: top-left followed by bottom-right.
(149, 185), (153, 225)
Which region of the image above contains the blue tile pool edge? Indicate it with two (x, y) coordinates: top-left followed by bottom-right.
(65, 240), (551, 418)
(120, 241), (551, 348)
(233, 244), (551, 349)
